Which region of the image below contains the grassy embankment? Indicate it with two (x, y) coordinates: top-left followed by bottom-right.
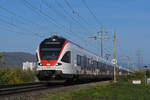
(41, 82), (150, 100)
(41, 71), (150, 100)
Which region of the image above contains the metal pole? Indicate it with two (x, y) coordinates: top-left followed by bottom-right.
(127, 56), (130, 75)
(100, 29), (103, 57)
(88, 27), (111, 57)
(113, 31), (117, 82)
(50, 32), (54, 37)
(144, 66), (147, 84)
(137, 50), (141, 71)
(145, 70), (147, 84)
(132, 60), (135, 72)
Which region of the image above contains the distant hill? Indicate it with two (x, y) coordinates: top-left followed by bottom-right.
(0, 52), (36, 67)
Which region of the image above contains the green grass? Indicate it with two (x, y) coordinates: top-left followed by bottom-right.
(41, 82), (150, 100)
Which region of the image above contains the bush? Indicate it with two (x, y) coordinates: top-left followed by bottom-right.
(117, 71), (150, 84)
(0, 66), (36, 85)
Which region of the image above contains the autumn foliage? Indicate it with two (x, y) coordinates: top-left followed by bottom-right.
(0, 53), (37, 85)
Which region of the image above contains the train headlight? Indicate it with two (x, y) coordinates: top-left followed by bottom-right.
(55, 63), (62, 66)
(52, 38), (56, 41)
(38, 62), (43, 66)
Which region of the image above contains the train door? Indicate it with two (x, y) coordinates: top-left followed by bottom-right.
(61, 51), (73, 74)
(83, 56), (87, 74)
(89, 57), (94, 75)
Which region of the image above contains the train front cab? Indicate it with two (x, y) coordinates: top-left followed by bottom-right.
(36, 36), (75, 80)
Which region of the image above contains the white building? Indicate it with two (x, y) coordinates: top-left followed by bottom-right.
(23, 61), (37, 70)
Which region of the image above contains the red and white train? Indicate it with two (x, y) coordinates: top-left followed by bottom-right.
(36, 35), (129, 81)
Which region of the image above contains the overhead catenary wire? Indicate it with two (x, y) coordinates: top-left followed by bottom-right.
(0, 26), (43, 37)
(22, 0), (61, 29)
(64, 0), (89, 25)
(28, 0), (106, 55)
(63, 0), (105, 54)
(0, 5), (48, 30)
(41, 0), (96, 50)
(41, 0), (73, 25)
(55, 0), (93, 38)
(81, 0), (102, 26)
(63, 0), (93, 33)
(64, 0), (75, 13)
(0, 16), (45, 38)
(0, 0), (103, 56)
(22, 0), (72, 40)
(55, 0), (82, 25)
(60, 0), (99, 50)
(41, 0), (91, 40)
(22, 0), (74, 39)
(35, 0), (95, 47)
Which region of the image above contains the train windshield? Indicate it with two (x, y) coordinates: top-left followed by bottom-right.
(40, 48), (61, 60)
(40, 37), (66, 60)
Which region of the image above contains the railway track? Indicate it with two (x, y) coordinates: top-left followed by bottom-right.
(0, 80), (77, 96)
(0, 82), (50, 96)
(0, 80), (109, 96)
(0, 80), (109, 100)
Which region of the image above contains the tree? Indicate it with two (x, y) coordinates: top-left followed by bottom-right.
(0, 52), (36, 84)
(0, 53), (2, 59)
(1, 58), (5, 65)
(1, 58), (5, 68)
(0, 53), (2, 67)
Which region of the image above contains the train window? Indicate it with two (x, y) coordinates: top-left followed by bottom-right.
(98, 62), (101, 67)
(77, 55), (82, 66)
(103, 63), (106, 67)
(101, 63), (104, 68)
(93, 61), (97, 68)
(93, 61), (95, 67)
(61, 51), (71, 63)
(97, 62), (99, 68)
(83, 56), (87, 67)
(96, 61), (98, 68)
(81, 56), (84, 67)
(87, 58), (90, 68)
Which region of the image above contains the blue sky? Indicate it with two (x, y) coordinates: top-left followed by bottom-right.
(0, 0), (150, 66)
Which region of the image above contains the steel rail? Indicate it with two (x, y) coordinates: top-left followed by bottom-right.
(0, 80), (110, 96)
(0, 82), (49, 95)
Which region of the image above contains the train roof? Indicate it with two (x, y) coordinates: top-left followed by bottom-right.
(41, 35), (67, 43)
(51, 35), (114, 64)
(43, 35), (121, 66)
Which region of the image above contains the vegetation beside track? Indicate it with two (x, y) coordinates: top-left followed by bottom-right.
(41, 81), (150, 100)
(0, 66), (36, 84)
(41, 72), (150, 100)
(0, 52), (37, 84)
(117, 71), (150, 83)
